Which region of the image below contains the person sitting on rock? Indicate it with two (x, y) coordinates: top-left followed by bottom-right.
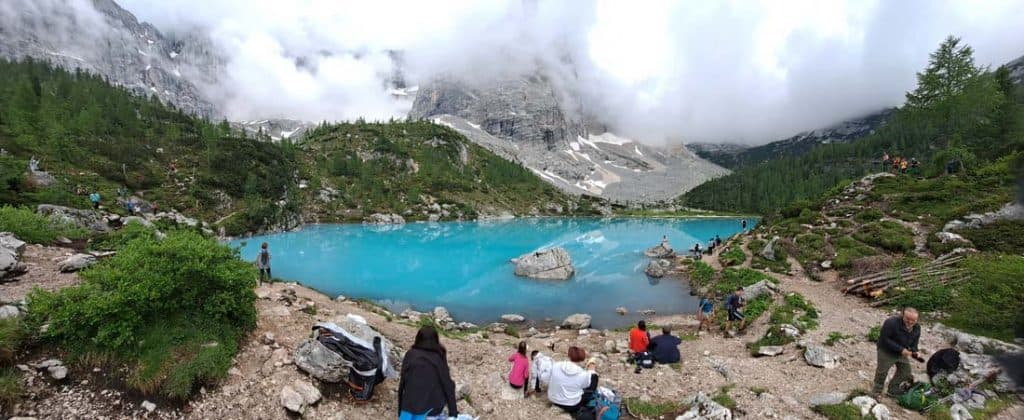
(399, 326), (459, 420)
(508, 341), (530, 397)
(724, 287), (746, 334)
(548, 346), (599, 419)
(650, 326), (682, 364)
(629, 320), (652, 373)
(528, 350), (553, 396)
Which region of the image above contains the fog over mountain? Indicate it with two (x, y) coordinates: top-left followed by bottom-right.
(5, 0), (1023, 145)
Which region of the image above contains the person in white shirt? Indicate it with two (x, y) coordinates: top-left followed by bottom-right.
(547, 346), (598, 418)
(528, 350), (553, 395)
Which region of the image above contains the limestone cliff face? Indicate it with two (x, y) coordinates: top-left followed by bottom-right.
(410, 75), (727, 203)
(0, 0), (222, 117)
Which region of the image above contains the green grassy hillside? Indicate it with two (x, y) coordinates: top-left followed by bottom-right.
(0, 59), (590, 235)
(681, 37), (1023, 215)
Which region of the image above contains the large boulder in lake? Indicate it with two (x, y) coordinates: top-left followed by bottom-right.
(512, 247), (574, 280)
(645, 259), (670, 278)
(561, 313), (592, 329)
(644, 240), (675, 258)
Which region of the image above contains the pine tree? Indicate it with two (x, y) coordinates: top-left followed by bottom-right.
(905, 36), (983, 109)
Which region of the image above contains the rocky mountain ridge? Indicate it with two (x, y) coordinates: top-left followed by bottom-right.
(690, 108), (896, 169)
(410, 75), (728, 203)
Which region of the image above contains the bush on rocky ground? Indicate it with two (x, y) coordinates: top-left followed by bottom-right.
(0, 206), (87, 244)
(832, 236), (877, 270)
(812, 402), (862, 420)
(853, 221), (914, 253)
(959, 220), (1024, 254)
(27, 231), (257, 398)
(719, 246), (745, 267)
(88, 221), (159, 251)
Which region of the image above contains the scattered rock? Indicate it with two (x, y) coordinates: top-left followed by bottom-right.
(743, 280), (779, 300)
(871, 403), (892, 420)
(820, 260), (833, 270)
(364, 213), (405, 225)
(677, 392), (732, 420)
(291, 379), (322, 406)
(335, 295), (347, 302)
(561, 313), (592, 330)
(604, 340), (617, 353)
(760, 236), (779, 261)
(756, 346), (784, 357)
(707, 357), (733, 380)
(293, 339), (349, 382)
(780, 324), (801, 338)
(808, 392), (848, 407)
(57, 254), (97, 273)
(949, 403), (972, 420)
(37, 204), (110, 232)
(141, 400), (156, 413)
(615, 307), (627, 315)
(0, 305), (21, 319)
(433, 306), (453, 325)
(455, 383), (471, 400)
(804, 344), (839, 369)
(0, 232), (26, 254)
(501, 314), (525, 323)
(47, 365), (68, 380)
(851, 396), (877, 416)
(644, 260), (667, 278)
(512, 247), (575, 280)
(260, 332), (276, 345)
(1, 233), (27, 281)
(280, 385), (304, 413)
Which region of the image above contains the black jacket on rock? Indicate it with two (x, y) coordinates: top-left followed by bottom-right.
(398, 348), (458, 416)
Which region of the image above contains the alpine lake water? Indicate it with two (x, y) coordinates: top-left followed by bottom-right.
(234, 217), (755, 328)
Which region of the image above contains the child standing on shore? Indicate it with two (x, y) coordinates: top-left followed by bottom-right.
(256, 242), (272, 285)
(508, 341), (530, 397)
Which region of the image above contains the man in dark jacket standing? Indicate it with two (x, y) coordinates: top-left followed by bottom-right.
(872, 308), (921, 397)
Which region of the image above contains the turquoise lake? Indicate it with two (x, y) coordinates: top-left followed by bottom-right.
(234, 217), (755, 328)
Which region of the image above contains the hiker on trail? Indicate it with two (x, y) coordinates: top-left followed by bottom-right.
(892, 157), (901, 173)
(256, 242), (272, 284)
(399, 326), (459, 420)
(707, 238), (716, 254)
(89, 192), (101, 209)
(882, 152), (890, 172)
(900, 159), (909, 174)
(715, 235), (722, 247)
(125, 200), (136, 215)
(724, 287), (746, 333)
(697, 296), (715, 333)
(548, 346), (599, 419)
(692, 242), (702, 259)
(872, 307), (921, 398)
(508, 341), (530, 397)
(927, 337), (960, 384)
(650, 326), (682, 364)
(528, 350), (553, 396)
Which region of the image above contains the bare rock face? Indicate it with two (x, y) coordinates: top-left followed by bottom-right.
(645, 241), (675, 258)
(677, 392), (732, 419)
(58, 254), (98, 273)
(645, 260), (670, 278)
(37, 204), (110, 233)
(803, 344), (839, 369)
(364, 213), (405, 225)
(512, 247), (575, 280)
(0, 0), (223, 117)
(760, 236), (779, 261)
(561, 313), (592, 330)
(1, 233), (28, 282)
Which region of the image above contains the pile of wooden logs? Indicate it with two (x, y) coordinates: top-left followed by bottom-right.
(841, 252), (971, 305)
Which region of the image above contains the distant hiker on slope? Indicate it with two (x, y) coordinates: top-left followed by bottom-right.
(508, 341), (530, 397)
(872, 307), (922, 397)
(697, 295), (715, 333)
(256, 242), (272, 284)
(89, 191), (101, 209)
(882, 151), (890, 172)
(399, 326), (459, 420)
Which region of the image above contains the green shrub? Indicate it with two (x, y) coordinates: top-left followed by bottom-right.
(712, 384), (738, 410)
(867, 326), (881, 342)
(0, 368), (21, 411)
(720, 246), (745, 267)
(813, 402), (862, 420)
(854, 208), (884, 223)
(854, 221), (914, 252)
(89, 221), (159, 251)
(959, 220), (1024, 254)
(625, 398), (681, 418)
(503, 325), (520, 338)
(833, 236), (877, 269)
(687, 261), (715, 290)
(825, 331), (852, 346)
(0, 205), (87, 244)
(717, 268), (776, 294)
(27, 231), (257, 398)
(0, 318), (26, 365)
(946, 255), (1024, 341)
(748, 325), (796, 355)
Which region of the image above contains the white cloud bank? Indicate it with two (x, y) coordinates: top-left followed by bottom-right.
(102, 0), (1024, 143)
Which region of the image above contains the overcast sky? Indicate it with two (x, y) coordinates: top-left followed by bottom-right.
(118, 0), (1024, 144)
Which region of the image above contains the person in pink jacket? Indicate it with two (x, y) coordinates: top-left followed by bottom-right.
(508, 341), (530, 397)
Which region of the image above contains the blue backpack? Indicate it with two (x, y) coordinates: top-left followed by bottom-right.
(588, 389), (621, 420)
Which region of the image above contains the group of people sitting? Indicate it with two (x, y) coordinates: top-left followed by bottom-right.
(882, 153), (920, 175)
(626, 321), (682, 373)
(398, 325), (614, 420)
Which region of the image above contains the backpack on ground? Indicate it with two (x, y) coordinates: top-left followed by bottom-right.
(637, 351), (655, 369)
(896, 382), (938, 411)
(587, 387), (621, 420)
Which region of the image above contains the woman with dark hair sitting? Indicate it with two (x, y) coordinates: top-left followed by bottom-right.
(508, 341), (530, 396)
(398, 326), (458, 420)
(548, 346), (599, 419)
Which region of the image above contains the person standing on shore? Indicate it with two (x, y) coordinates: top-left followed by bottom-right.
(697, 295), (715, 333)
(724, 287), (746, 334)
(89, 191), (101, 209)
(872, 308), (922, 397)
(256, 242), (272, 285)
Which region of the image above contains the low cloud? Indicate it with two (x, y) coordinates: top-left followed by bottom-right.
(22, 0), (1024, 144)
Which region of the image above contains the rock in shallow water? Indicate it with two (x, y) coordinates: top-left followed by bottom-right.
(512, 247), (574, 280)
(561, 313), (592, 330)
